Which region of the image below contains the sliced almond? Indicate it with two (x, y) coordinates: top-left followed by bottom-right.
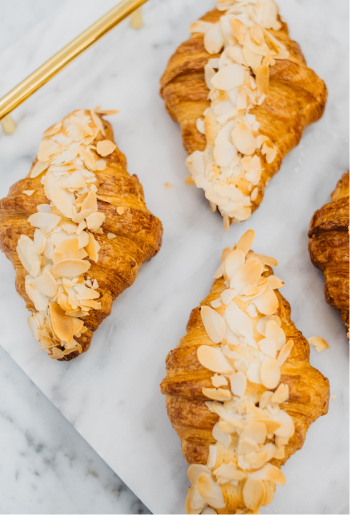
(221, 288), (238, 305)
(204, 22), (224, 54)
(256, 315), (281, 335)
(185, 486), (207, 514)
(43, 121), (62, 137)
(258, 254), (278, 267)
(266, 275), (284, 290)
(52, 258), (91, 278)
(96, 140), (117, 157)
(249, 463), (286, 486)
(117, 206), (125, 215)
(85, 233), (100, 262)
(197, 473), (225, 510)
(188, 464), (211, 486)
(224, 249), (245, 281)
(229, 371), (247, 397)
(265, 320), (286, 350)
(201, 306), (226, 344)
(211, 374), (228, 387)
(211, 63), (245, 91)
(231, 123), (255, 155)
(50, 302), (74, 343)
(256, 64), (269, 95)
(213, 463), (245, 481)
(55, 238), (79, 259)
(197, 345), (233, 374)
(230, 260), (264, 292)
(277, 340), (294, 366)
(271, 383), (289, 404)
(236, 229), (256, 255)
(33, 270), (58, 298)
(252, 287), (278, 315)
(203, 387), (231, 402)
(308, 336), (329, 352)
(258, 337), (277, 358)
(28, 212), (61, 230)
(86, 212), (105, 231)
(81, 190), (98, 213)
(243, 478), (265, 511)
(230, 18), (247, 43)
(241, 420), (267, 444)
(260, 355), (280, 389)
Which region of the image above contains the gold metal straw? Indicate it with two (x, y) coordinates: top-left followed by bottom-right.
(0, 0), (148, 122)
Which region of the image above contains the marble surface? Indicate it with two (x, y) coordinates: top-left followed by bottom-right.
(0, 1), (348, 514)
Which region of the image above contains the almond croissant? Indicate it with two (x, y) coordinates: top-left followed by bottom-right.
(0, 109), (163, 360)
(161, 230), (329, 514)
(308, 172), (349, 335)
(160, 0), (327, 229)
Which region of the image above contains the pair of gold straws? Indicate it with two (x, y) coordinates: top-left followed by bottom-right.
(0, 0), (147, 134)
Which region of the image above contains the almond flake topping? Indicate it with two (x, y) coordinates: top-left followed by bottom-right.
(17, 109), (118, 358)
(185, 0), (288, 227)
(308, 336), (329, 352)
(187, 230), (295, 513)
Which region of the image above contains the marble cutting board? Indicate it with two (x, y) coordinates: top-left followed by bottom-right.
(0, 0), (348, 513)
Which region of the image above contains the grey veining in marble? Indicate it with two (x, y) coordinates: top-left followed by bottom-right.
(0, 1), (348, 514)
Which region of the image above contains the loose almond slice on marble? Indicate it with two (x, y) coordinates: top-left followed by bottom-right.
(231, 123), (256, 155)
(236, 229), (256, 255)
(260, 355), (280, 389)
(201, 306), (226, 344)
(52, 258), (91, 278)
(308, 336), (329, 352)
(277, 340), (294, 366)
(188, 465), (211, 486)
(197, 473), (226, 510)
(243, 478), (266, 511)
(197, 345), (233, 374)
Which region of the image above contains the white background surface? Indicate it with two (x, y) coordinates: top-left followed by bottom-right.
(0, 1), (348, 514)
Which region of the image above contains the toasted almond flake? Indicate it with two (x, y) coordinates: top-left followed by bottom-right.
(62, 170), (86, 190)
(38, 139), (59, 162)
(189, 20), (213, 33)
(197, 345), (233, 374)
(201, 306), (226, 344)
(85, 233), (99, 262)
(211, 63), (245, 91)
(188, 464), (211, 486)
(260, 355), (280, 389)
(277, 340), (294, 366)
(23, 189), (36, 196)
(203, 387), (231, 402)
(221, 288), (238, 305)
(229, 371), (247, 397)
(223, 214), (230, 230)
(72, 208), (91, 224)
(117, 206), (125, 215)
(308, 336), (329, 352)
(33, 270), (58, 298)
(55, 238), (79, 259)
(211, 298), (222, 309)
(43, 121), (62, 137)
(211, 374), (228, 387)
(81, 190), (98, 213)
(197, 473), (225, 510)
(213, 463), (245, 482)
(61, 223), (78, 234)
(50, 302), (75, 344)
(86, 212), (105, 231)
(246, 304), (258, 317)
(330, 394), (336, 399)
(212, 421), (232, 447)
(80, 149), (97, 171)
(80, 299), (101, 309)
(28, 212), (61, 230)
(262, 142), (277, 164)
(243, 478), (265, 511)
(236, 229), (256, 255)
(238, 437), (259, 454)
(107, 232), (116, 239)
(225, 301), (253, 339)
(74, 191), (89, 206)
(273, 409), (294, 438)
(90, 110), (105, 136)
(224, 249), (245, 281)
(267, 275), (284, 289)
(258, 337), (277, 358)
(185, 485), (207, 514)
(221, 247), (232, 264)
(249, 463), (286, 486)
(231, 123), (255, 155)
(230, 18), (247, 43)
(252, 286), (278, 315)
(52, 258), (91, 278)
(96, 140), (117, 157)
(50, 347), (65, 359)
(37, 204), (51, 213)
(256, 314), (281, 335)
(265, 320), (286, 350)
(204, 22), (224, 54)
(256, 64), (269, 95)
(246, 362), (261, 384)
(271, 383), (289, 404)
(230, 260), (264, 292)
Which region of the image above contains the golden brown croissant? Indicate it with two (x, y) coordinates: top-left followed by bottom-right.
(161, 230), (329, 514)
(0, 109), (163, 360)
(308, 172), (349, 335)
(160, 0), (327, 229)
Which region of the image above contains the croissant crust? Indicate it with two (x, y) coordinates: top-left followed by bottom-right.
(0, 111), (163, 360)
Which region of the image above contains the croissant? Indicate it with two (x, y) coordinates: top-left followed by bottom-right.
(161, 230), (329, 514)
(0, 109), (163, 360)
(308, 172), (349, 335)
(160, 0), (327, 229)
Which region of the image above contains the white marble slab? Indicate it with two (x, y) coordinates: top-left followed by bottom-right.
(0, 1), (348, 513)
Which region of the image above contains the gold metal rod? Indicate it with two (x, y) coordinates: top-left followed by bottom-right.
(0, 0), (148, 121)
